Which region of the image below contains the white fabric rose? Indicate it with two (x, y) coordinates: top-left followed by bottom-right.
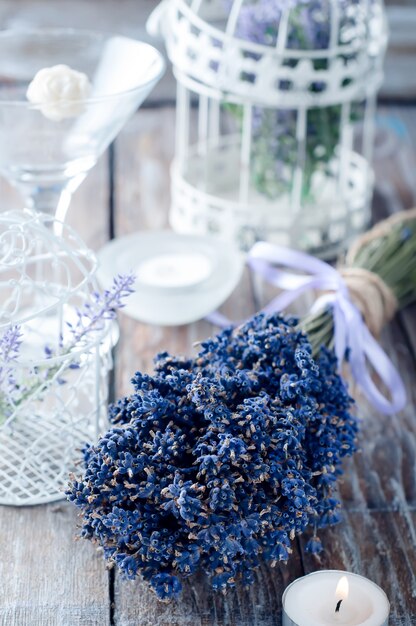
(26, 64), (92, 122)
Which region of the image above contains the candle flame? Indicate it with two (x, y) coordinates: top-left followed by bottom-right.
(336, 576), (349, 601)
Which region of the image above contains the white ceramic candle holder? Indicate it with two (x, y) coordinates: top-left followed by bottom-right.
(97, 231), (244, 326)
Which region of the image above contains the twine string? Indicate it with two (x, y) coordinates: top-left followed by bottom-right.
(339, 267), (397, 338)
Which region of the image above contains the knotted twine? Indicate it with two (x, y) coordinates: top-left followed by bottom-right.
(338, 267), (397, 339)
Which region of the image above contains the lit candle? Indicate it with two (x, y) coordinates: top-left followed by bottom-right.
(97, 231), (244, 325)
(335, 576), (349, 616)
(282, 570), (389, 626)
(136, 252), (213, 289)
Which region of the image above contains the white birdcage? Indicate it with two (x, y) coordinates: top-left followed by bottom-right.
(152, 0), (388, 256)
(0, 211), (113, 505)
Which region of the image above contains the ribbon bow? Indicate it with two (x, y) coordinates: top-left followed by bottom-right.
(209, 241), (406, 415)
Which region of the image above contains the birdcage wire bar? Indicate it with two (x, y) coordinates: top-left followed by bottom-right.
(156, 0), (387, 256)
(0, 210), (113, 506)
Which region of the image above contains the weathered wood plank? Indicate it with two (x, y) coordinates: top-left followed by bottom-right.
(112, 107), (286, 625)
(337, 319), (416, 512)
(0, 100), (406, 622)
(298, 510), (416, 626)
(0, 503), (110, 626)
(114, 556), (303, 626)
(0, 48), (411, 624)
(0, 102), (410, 624)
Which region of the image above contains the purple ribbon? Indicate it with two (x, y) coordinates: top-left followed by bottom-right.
(208, 241), (406, 415)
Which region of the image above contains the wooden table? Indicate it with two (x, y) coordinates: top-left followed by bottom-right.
(0, 104), (415, 626)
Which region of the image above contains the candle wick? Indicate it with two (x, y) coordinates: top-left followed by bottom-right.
(335, 599), (343, 613)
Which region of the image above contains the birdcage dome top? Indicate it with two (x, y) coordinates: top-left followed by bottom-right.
(154, 0), (388, 106)
(0, 210), (98, 331)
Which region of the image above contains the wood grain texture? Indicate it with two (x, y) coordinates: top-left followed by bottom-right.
(113, 556), (303, 626)
(0, 503), (110, 626)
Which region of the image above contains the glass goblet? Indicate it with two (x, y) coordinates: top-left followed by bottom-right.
(0, 28), (165, 222)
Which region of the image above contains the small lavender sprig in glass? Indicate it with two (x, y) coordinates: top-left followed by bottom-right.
(0, 273), (135, 425)
(68, 273), (136, 345)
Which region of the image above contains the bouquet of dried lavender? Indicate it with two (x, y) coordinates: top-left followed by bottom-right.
(68, 313), (358, 600)
(68, 210), (415, 600)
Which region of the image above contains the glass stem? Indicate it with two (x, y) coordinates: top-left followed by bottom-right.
(24, 184), (72, 220)
(17, 173), (86, 234)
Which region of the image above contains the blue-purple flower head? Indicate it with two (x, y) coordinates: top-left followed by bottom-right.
(0, 274), (135, 421)
(69, 272), (135, 343)
(0, 325), (22, 399)
(0, 325), (22, 363)
(68, 313), (358, 600)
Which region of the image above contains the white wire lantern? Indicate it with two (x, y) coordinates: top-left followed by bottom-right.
(152, 0), (388, 256)
(0, 211), (112, 505)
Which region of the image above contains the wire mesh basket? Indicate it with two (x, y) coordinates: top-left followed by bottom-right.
(153, 0), (388, 256)
(0, 210), (113, 505)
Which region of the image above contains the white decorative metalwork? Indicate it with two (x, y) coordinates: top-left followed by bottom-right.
(0, 211), (112, 505)
(152, 0), (388, 256)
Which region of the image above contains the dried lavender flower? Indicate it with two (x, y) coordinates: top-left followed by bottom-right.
(0, 273), (135, 423)
(0, 325), (22, 415)
(69, 272), (136, 344)
(68, 313), (358, 600)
